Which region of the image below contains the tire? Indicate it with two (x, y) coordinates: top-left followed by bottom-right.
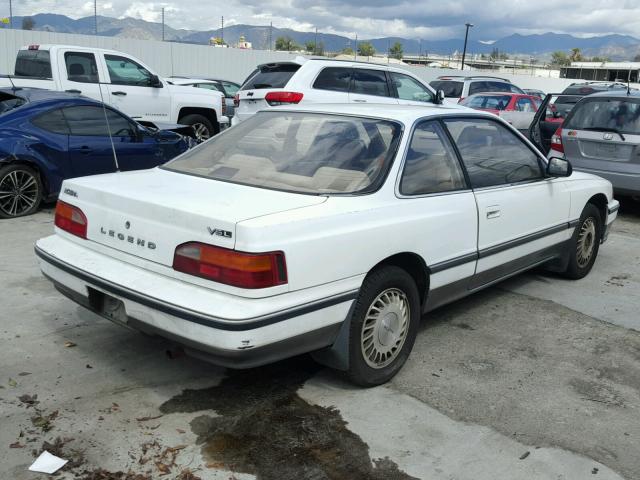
(0, 164), (42, 219)
(347, 265), (420, 387)
(562, 203), (602, 280)
(178, 114), (216, 142)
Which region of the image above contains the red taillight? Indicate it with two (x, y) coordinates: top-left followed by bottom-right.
(28, 44), (40, 50)
(221, 97), (226, 116)
(264, 91), (304, 106)
(550, 126), (564, 153)
(233, 94), (239, 107)
(54, 200), (87, 239)
(173, 242), (287, 289)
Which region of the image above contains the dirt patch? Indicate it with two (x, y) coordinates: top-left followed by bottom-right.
(160, 357), (417, 480)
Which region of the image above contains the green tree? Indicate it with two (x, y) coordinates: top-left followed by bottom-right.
(275, 36), (298, 52)
(305, 41), (316, 53)
(634, 54), (640, 62)
(551, 51), (570, 66)
(358, 41), (375, 57)
(590, 56), (609, 63)
(341, 47), (354, 56)
(22, 17), (35, 31)
(389, 41), (403, 60)
(569, 47), (584, 62)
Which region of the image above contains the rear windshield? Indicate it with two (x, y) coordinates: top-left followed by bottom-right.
(241, 63), (300, 90)
(429, 80), (463, 98)
(460, 95), (511, 110)
(164, 112), (402, 195)
(0, 92), (27, 115)
(564, 98), (640, 135)
(15, 50), (52, 78)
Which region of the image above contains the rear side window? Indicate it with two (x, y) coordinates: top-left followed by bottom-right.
(313, 67), (352, 92)
(64, 52), (99, 83)
(469, 81), (512, 95)
(461, 95), (511, 110)
(242, 63), (300, 90)
(444, 118), (543, 188)
(31, 109), (70, 134)
(515, 98), (535, 112)
(565, 99), (640, 135)
(400, 121), (466, 195)
(351, 69), (390, 97)
(15, 50), (52, 78)
(429, 80), (463, 98)
(62, 106), (135, 137)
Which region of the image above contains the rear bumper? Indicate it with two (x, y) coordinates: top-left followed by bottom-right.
(35, 235), (357, 368)
(603, 199), (620, 243)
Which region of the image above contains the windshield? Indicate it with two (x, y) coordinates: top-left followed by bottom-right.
(164, 111), (402, 195)
(429, 80), (463, 98)
(565, 98), (640, 135)
(242, 64), (300, 90)
(0, 92), (27, 115)
(461, 95), (511, 110)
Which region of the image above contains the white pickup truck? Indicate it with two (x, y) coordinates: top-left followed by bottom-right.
(0, 44), (227, 141)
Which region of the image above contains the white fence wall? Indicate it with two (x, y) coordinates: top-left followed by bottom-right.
(2, 29), (633, 93)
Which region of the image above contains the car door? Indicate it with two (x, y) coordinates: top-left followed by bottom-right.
(63, 105), (160, 178)
(395, 120), (478, 311)
(442, 117), (571, 289)
(102, 54), (171, 122)
(349, 68), (398, 105)
(389, 72), (435, 105)
(29, 108), (71, 194)
(311, 67), (352, 104)
(56, 50), (109, 101)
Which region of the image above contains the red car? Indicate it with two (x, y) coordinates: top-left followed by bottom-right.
(459, 93), (541, 130)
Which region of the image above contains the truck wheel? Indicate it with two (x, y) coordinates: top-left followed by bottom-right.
(179, 114), (215, 142)
(347, 265), (420, 387)
(0, 164), (42, 219)
(562, 203), (602, 280)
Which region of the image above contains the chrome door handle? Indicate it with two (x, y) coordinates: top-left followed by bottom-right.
(353, 99), (367, 103)
(112, 91), (127, 96)
(486, 209), (501, 219)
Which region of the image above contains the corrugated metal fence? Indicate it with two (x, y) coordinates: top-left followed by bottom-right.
(1, 28), (584, 91)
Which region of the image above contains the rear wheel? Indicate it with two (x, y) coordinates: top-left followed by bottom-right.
(179, 114), (216, 142)
(347, 266), (420, 387)
(563, 203), (602, 279)
(0, 164), (42, 219)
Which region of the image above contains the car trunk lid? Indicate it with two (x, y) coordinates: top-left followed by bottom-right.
(60, 168), (326, 267)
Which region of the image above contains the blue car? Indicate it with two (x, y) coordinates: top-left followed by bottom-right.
(0, 88), (194, 218)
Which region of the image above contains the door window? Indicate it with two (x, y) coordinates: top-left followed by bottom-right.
(221, 82), (240, 96)
(444, 118), (543, 188)
(64, 52), (99, 83)
(313, 67), (352, 92)
(390, 73), (434, 103)
(31, 109), (70, 134)
(515, 98), (535, 112)
(105, 55), (154, 87)
(63, 106), (136, 137)
(351, 69), (390, 97)
(400, 121), (466, 195)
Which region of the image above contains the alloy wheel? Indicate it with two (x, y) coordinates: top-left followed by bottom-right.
(360, 288), (410, 369)
(576, 217), (596, 268)
(0, 169), (39, 218)
(192, 123), (211, 142)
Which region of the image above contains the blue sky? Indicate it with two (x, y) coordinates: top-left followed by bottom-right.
(6, 0), (640, 40)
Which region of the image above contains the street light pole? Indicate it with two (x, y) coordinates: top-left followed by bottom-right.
(315, 27), (318, 55)
(461, 22), (474, 71)
(161, 7), (165, 41)
(94, 0), (97, 35)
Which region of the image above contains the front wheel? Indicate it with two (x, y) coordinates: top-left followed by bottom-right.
(178, 114), (216, 142)
(562, 203), (602, 279)
(0, 164), (42, 219)
(347, 266), (420, 387)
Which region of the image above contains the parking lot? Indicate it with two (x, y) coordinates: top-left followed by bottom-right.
(1, 200), (638, 480)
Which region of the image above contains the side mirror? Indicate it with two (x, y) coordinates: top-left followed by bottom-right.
(435, 89), (446, 105)
(547, 156), (572, 177)
(149, 74), (163, 88)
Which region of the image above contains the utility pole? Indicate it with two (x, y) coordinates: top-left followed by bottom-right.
(387, 39), (390, 64)
(314, 27), (318, 55)
(94, 0), (98, 35)
(161, 7), (165, 41)
(354, 34), (358, 60)
(221, 16), (224, 45)
(461, 22), (473, 70)
(269, 22), (273, 51)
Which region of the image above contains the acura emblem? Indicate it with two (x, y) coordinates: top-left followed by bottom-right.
(603, 133), (614, 141)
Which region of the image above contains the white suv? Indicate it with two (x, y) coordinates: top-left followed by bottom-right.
(233, 57), (446, 124)
(429, 75), (525, 104)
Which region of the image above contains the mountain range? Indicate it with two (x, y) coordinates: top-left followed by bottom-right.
(5, 13), (640, 60)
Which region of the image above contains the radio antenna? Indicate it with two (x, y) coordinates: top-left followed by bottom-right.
(97, 81), (120, 171)
(7, 74), (19, 91)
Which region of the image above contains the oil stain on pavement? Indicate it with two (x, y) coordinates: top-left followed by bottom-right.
(160, 357), (417, 480)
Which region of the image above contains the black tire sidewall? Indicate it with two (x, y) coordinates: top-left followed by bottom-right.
(565, 204), (602, 279)
(348, 266), (420, 387)
(0, 164), (42, 219)
(179, 114), (215, 140)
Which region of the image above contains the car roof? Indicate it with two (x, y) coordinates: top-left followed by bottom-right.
(256, 57), (424, 75)
(0, 87), (90, 103)
(435, 75), (512, 82)
(257, 103), (483, 124)
(580, 90), (640, 99)
(167, 77), (217, 85)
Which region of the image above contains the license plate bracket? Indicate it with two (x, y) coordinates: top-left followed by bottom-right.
(87, 287), (128, 325)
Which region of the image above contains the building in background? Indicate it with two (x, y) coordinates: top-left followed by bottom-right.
(561, 62), (640, 82)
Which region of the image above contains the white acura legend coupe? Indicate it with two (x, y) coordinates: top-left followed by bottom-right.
(36, 104), (619, 386)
